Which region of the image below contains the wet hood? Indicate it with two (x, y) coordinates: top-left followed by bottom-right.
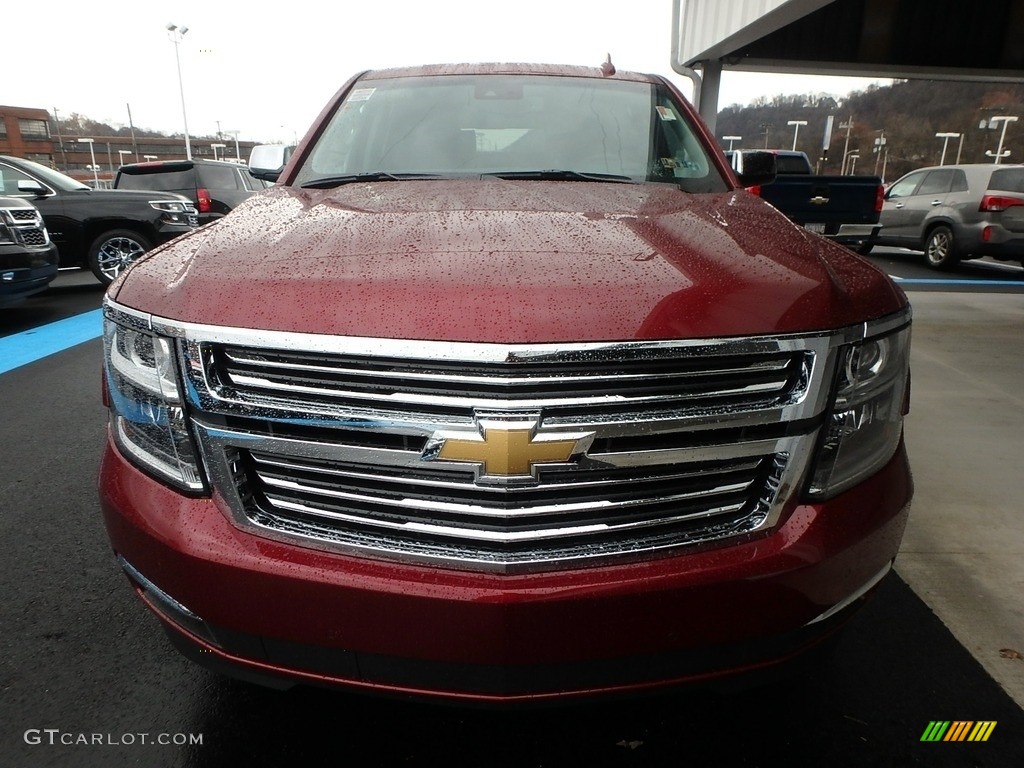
(112, 180), (906, 343)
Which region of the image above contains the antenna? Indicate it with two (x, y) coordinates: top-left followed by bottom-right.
(601, 54), (615, 78)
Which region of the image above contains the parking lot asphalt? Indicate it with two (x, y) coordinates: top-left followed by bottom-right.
(1, 266), (1022, 766)
(897, 290), (1024, 707)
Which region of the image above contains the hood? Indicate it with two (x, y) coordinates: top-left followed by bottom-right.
(113, 180), (906, 343)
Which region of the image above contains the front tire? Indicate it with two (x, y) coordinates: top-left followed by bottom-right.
(88, 229), (151, 285)
(923, 225), (958, 270)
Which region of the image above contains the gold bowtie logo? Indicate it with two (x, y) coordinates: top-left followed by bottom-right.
(424, 418), (593, 482)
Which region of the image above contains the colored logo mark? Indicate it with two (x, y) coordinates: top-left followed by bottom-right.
(920, 721), (996, 742)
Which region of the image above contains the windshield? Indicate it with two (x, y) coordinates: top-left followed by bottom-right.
(5, 157), (89, 191)
(292, 74), (726, 193)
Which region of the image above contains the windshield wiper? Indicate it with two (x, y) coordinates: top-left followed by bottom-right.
(484, 170), (634, 183)
(300, 172), (444, 189)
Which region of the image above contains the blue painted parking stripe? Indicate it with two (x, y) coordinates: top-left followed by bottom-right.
(0, 309), (103, 375)
(891, 277), (1024, 287)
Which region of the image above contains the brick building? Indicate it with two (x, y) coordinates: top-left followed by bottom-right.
(1, 105), (260, 187)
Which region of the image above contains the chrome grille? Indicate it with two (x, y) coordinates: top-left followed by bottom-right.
(19, 227), (47, 246)
(234, 448), (785, 565)
(0, 206), (49, 248)
(211, 344), (811, 418)
(139, 317), (848, 573)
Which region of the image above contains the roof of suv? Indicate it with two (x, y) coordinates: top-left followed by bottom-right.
(357, 62), (660, 83)
(118, 159), (248, 174)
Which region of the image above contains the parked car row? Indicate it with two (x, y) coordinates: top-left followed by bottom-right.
(865, 163), (1024, 269)
(0, 155), (268, 294)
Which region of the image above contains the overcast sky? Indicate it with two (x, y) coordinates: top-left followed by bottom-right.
(6, 0), (886, 144)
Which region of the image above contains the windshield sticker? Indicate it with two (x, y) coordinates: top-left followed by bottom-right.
(348, 88), (376, 102)
(656, 106), (677, 121)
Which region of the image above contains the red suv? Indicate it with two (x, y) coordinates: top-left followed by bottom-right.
(99, 63), (913, 702)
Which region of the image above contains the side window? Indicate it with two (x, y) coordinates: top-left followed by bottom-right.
(887, 171), (925, 200)
(916, 170), (954, 196)
(0, 163), (38, 196)
(949, 170), (969, 193)
(198, 165), (241, 189)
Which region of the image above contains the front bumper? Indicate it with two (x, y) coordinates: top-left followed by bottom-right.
(0, 244), (59, 306)
(99, 431), (912, 702)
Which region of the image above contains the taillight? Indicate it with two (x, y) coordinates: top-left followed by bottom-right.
(875, 184), (885, 213)
(746, 185), (762, 197)
(197, 188), (212, 213)
(979, 194), (1024, 212)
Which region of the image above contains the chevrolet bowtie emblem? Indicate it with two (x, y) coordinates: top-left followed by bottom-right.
(422, 416), (594, 483)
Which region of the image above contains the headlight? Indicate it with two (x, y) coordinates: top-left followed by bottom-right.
(149, 200), (189, 213)
(807, 318), (911, 499)
(103, 317), (205, 491)
(149, 200), (197, 225)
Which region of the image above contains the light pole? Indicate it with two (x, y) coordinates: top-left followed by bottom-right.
(722, 135), (742, 151)
(985, 116), (1018, 164)
(935, 132), (960, 165)
(227, 130), (241, 161)
(166, 23), (192, 160)
(117, 150), (132, 167)
(211, 143), (226, 161)
(144, 155), (158, 162)
(873, 131), (887, 175)
(78, 138), (99, 187)
(787, 120), (807, 151)
(842, 151), (860, 175)
(53, 107), (68, 171)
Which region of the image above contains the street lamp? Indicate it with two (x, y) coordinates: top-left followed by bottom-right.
(844, 152), (860, 175)
(211, 142), (226, 161)
(873, 130), (887, 175)
(985, 116), (1018, 164)
(117, 150), (132, 167)
(166, 23), (192, 160)
(787, 120), (807, 151)
(144, 155), (158, 162)
(935, 132), (960, 165)
(722, 135), (742, 151)
(78, 138), (99, 187)
(226, 130), (241, 161)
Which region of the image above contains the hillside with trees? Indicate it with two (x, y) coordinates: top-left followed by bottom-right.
(716, 79), (1024, 181)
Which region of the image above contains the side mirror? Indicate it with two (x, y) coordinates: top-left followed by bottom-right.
(732, 150), (777, 188)
(248, 144), (295, 183)
(17, 179), (49, 197)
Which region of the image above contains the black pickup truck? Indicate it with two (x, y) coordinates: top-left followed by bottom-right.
(729, 150), (883, 253)
(0, 156), (197, 285)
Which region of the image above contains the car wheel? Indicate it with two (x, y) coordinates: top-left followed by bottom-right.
(923, 225), (958, 270)
(88, 229), (151, 285)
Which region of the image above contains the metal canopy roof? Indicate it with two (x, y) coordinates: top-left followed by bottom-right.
(672, 0), (1024, 129)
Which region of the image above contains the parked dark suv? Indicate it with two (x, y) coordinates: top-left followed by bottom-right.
(115, 159), (267, 225)
(0, 197), (59, 306)
(866, 163), (1024, 269)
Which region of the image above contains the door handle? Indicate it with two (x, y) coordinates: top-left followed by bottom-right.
(930, 200), (943, 206)
(894, 203), (905, 209)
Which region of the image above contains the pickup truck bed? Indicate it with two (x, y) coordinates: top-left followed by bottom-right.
(730, 150), (883, 252)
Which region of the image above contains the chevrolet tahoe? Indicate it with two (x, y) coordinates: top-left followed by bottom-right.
(98, 63), (913, 702)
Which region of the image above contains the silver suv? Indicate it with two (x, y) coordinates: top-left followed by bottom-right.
(868, 164), (1024, 269)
